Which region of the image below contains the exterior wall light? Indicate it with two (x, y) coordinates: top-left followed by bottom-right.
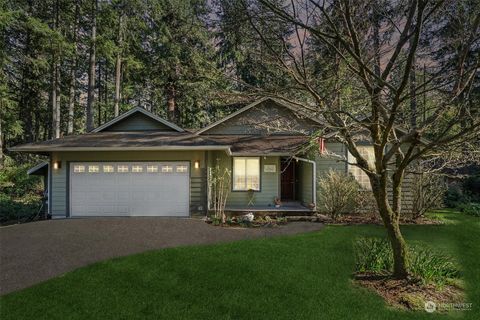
(194, 160), (200, 169)
(53, 161), (61, 170)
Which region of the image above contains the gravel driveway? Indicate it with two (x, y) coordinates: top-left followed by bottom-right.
(0, 218), (323, 295)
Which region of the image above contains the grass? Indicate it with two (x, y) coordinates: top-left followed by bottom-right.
(1, 210), (479, 319)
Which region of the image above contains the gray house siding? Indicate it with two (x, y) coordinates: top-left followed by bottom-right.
(103, 113), (177, 132)
(49, 150), (207, 217)
(203, 100), (321, 135)
(208, 151), (280, 207)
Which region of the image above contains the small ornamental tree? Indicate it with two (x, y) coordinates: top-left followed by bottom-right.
(246, 0), (480, 279)
(208, 163), (231, 224)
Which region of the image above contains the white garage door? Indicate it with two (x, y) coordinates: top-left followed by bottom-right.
(70, 162), (190, 217)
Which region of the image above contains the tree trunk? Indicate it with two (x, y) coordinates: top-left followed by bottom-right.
(114, 14), (123, 117)
(52, 0), (60, 139)
(97, 59), (102, 127)
(409, 36), (417, 129)
(67, 0), (80, 134)
(166, 83), (177, 122)
(371, 174), (409, 279)
(86, 0), (97, 132)
(51, 61), (59, 138)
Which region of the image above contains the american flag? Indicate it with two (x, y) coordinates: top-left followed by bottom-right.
(318, 137), (326, 154)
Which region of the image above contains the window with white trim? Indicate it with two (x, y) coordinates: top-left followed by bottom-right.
(73, 165), (85, 173)
(88, 165), (100, 173)
(146, 165), (158, 173)
(103, 165), (114, 173)
(176, 165), (188, 173)
(132, 165), (143, 173)
(117, 165), (129, 173)
(233, 157), (260, 191)
(348, 146), (374, 190)
(161, 165), (173, 173)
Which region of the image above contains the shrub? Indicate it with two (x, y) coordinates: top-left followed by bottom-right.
(0, 162), (42, 198)
(354, 238), (460, 285)
(0, 158), (43, 223)
(411, 173), (446, 220)
(354, 190), (378, 217)
(0, 193), (42, 222)
(409, 247), (460, 285)
(317, 170), (360, 220)
(458, 202), (480, 217)
(355, 238), (392, 274)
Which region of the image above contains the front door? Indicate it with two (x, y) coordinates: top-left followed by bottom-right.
(281, 159), (295, 200)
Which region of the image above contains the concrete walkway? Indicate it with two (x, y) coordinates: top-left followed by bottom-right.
(0, 218), (323, 295)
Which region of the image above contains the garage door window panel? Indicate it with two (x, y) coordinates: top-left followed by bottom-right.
(162, 165), (173, 173)
(74, 165), (85, 173)
(118, 165), (129, 173)
(132, 165), (143, 173)
(147, 165), (158, 173)
(88, 165), (100, 173)
(103, 165), (114, 173)
(176, 165), (188, 173)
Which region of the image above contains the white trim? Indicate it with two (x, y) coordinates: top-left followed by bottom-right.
(195, 97), (323, 135)
(293, 156), (316, 210)
(92, 107), (184, 133)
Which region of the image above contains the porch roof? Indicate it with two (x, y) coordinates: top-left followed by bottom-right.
(10, 132), (311, 156)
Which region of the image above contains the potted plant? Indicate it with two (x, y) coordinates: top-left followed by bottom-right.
(274, 197), (282, 208)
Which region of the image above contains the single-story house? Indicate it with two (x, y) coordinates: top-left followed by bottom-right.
(11, 97), (413, 218)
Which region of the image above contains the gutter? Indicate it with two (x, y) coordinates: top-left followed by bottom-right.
(293, 156), (316, 210)
(9, 146), (232, 152)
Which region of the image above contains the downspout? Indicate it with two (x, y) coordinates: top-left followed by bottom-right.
(293, 156), (316, 210)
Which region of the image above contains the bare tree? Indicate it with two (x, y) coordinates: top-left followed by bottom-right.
(247, 0), (480, 279)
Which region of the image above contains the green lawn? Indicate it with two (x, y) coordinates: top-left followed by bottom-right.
(1, 210), (479, 320)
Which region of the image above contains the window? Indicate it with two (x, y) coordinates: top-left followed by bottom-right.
(117, 165), (129, 173)
(233, 157), (260, 191)
(348, 146), (374, 190)
(147, 165), (158, 173)
(88, 165), (100, 173)
(73, 165), (85, 173)
(132, 165), (143, 173)
(103, 165), (114, 173)
(176, 165), (188, 173)
(161, 165), (173, 173)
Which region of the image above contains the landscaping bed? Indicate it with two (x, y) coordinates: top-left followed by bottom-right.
(355, 274), (464, 312)
(353, 235), (465, 311)
(205, 213), (288, 227)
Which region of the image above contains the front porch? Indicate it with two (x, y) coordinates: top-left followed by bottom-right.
(224, 201), (315, 213)
(206, 151), (317, 214)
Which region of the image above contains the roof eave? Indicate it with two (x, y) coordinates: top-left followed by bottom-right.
(10, 146), (232, 152)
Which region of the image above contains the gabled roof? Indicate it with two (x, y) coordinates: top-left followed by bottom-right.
(195, 97), (323, 135)
(27, 161), (48, 175)
(92, 107), (184, 133)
